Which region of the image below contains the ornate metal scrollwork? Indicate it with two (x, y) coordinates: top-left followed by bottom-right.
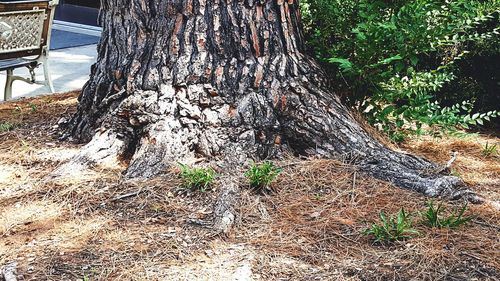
(0, 21), (12, 42)
(0, 9), (45, 53)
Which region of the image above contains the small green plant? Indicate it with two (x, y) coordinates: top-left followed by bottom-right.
(313, 194), (322, 200)
(244, 161), (282, 192)
(0, 122), (15, 132)
(450, 169), (462, 178)
(482, 142), (498, 157)
(178, 163), (216, 192)
(364, 208), (418, 243)
(422, 201), (472, 229)
(422, 201), (443, 228)
(28, 102), (37, 112)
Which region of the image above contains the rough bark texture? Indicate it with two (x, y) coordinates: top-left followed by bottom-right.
(212, 179), (240, 233)
(1, 262), (17, 281)
(64, 0), (468, 198)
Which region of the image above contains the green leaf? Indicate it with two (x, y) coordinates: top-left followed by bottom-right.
(328, 57), (354, 73)
(409, 55), (419, 66)
(396, 119), (404, 128)
(381, 105), (395, 116)
(397, 209), (405, 226)
(379, 55), (403, 66)
(379, 211), (388, 225)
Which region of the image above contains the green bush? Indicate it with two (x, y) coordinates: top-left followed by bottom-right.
(364, 208), (418, 242)
(178, 163), (216, 192)
(244, 161), (282, 192)
(302, 0), (500, 141)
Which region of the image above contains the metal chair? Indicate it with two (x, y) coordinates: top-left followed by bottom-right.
(0, 0), (58, 100)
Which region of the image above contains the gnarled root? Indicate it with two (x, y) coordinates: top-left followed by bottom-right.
(212, 179), (240, 234)
(1, 262), (17, 281)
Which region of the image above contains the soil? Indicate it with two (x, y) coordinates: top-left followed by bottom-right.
(0, 92), (498, 280)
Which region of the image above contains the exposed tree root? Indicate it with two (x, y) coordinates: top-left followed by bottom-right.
(1, 262), (17, 281)
(52, 129), (131, 178)
(186, 178), (241, 234)
(56, 108), (481, 204)
(212, 179), (240, 234)
(64, 85), (476, 194)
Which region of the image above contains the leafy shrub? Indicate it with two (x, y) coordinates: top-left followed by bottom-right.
(364, 208), (418, 242)
(178, 163), (216, 192)
(0, 122), (15, 132)
(422, 201), (472, 228)
(244, 161), (282, 192)
(302, 0), (500, 141)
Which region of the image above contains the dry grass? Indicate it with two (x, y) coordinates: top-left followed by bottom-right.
(237, 160), (499, 280)
(402, 135), (500, 201)
(0, 92), (499, 280)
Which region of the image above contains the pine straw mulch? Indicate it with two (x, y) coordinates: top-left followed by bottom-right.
(0, 92), (499, 281)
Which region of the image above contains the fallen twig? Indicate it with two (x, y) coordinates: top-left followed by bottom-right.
(459, 252), (482, 261)
(111, 189), (143, 201)
(472, 219), (500, 230)
(445, 151), (458, 169)
(187, 218), (212, 227)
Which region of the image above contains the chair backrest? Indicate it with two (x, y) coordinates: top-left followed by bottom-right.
(0, 0), (58, 60)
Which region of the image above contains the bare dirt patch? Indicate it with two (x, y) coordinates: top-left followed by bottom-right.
(1, 92), (499, 280)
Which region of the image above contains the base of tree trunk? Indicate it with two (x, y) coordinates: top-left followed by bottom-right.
(60, 79), (476, 200)
(57, 0), (482, 224)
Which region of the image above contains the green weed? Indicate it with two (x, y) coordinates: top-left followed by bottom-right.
(364, 208), (418, 243)
(422, 201), (472, 229)
(178, 163), (216, 192)
(244, 161), (282, 192)
(482, 142), (498, 157)
(28, 102), (37, 112)
(0, 122), (15, 132)
(450, 169), (462, 178)
(313, 194), (323, 200)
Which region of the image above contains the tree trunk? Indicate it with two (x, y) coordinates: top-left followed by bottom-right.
(64, 0), (469, 198)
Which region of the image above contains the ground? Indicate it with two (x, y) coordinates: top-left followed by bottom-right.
(0, 92), (498, 280)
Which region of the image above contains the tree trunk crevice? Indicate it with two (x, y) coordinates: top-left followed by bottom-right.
(62, 0), (474, 199)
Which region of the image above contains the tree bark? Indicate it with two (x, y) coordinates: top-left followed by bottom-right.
(63, 0), (470, 198)
(1, 262), (17, 281)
